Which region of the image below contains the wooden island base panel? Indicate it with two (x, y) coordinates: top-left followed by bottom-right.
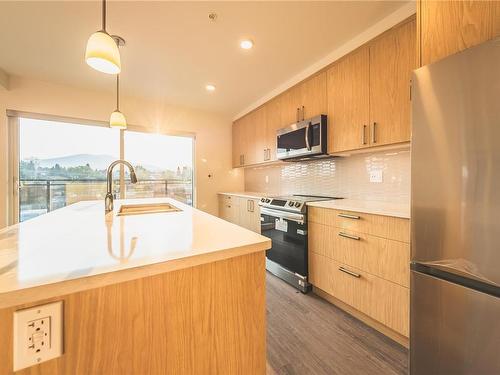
(0, 251), (267, 375)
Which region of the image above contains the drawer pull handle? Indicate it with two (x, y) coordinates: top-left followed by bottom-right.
(339, 267), (361, 278)
(338, 232), (360, 241)
(338, 213), (360, 220)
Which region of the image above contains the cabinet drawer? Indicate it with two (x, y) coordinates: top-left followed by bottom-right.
(220, 194), (241, 206)
(309, 252), (409, 336)
(309, 207), (409, 243)
(309, 223), (409, 287)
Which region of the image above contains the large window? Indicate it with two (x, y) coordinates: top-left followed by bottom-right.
(124, 131), (193, 205)
(15, 116), (194, 222)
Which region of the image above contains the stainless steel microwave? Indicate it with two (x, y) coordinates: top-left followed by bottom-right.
(276, 115), (327, 160)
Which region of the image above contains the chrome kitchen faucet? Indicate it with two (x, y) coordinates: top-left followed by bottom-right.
(105, 160), (138, 213)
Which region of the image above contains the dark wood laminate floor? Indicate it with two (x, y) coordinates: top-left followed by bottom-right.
(266, 272), (409, 375)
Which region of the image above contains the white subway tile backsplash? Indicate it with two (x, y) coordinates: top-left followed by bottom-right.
(244, 149), (410, 203)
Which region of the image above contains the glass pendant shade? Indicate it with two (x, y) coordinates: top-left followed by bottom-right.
(85, 31), (121, 74)
(110, 110), (127, 129)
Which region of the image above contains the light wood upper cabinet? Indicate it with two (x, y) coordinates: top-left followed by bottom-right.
(233, 16), (416, 166)
(252, 106), (268, 164)
(243, 113), (257, 165)
(419, 0), (500, 66)
(232, 118), (244, 167)
(327, 47), (370, 153)
(327, 18), (415, 154)
(369, 19), (416, 147)
(300, 72), (327, 120)
(265, 96), (282, 162)
(280, 85), (302, 126)
(232, 114), (254, 167)
(281, 73), (328, 125)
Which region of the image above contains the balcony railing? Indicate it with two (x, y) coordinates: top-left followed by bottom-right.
(19, 179), (193, 222)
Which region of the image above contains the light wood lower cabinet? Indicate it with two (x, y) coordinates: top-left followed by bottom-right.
(218, 194), (261, 233)
(309, 222), (409, 287)
(309, 207), (410, 243)
(309, 252), (409, 337)
(308, 207), (410, 339)
(219, 194), (240, 224)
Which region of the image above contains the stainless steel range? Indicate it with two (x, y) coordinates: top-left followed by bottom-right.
(259, 194), (342, 292)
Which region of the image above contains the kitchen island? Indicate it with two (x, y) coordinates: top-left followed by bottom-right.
(0, 198), (271, 374)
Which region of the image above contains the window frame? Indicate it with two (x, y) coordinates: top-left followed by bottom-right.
(6, 110), (196, 225)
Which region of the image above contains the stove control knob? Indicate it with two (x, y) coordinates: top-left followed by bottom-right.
(261, 198), (266, 203)
(295, 202), (301, 208)
(288, 201), (294, 206)
(266, 198), (271, 203)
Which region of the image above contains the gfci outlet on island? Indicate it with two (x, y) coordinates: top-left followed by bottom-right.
(370, 170), (383, 183)
(13, 301), (63, 371)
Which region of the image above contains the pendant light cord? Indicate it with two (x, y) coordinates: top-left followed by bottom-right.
(116, 75), (120, 110)
(102, 0), (107, 31)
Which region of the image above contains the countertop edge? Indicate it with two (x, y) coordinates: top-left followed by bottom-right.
(0, 239), (271, 310)
(306, 201), (410, 219)
(218, 192), (267, 199)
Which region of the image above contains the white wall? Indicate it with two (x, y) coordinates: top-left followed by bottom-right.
(0, 76), (244, 228)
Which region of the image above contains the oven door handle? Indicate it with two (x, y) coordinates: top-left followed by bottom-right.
(260, 207), (305, 224)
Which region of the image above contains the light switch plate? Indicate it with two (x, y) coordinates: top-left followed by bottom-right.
(13, 301), (63, 371)
(369, 170), (383, 183)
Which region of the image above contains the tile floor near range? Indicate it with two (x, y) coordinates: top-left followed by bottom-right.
(266, 273), (408, 375)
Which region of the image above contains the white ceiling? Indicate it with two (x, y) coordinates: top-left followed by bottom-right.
(0, 1), (409, 116)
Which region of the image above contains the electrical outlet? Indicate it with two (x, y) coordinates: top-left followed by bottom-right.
(370, 170), (383, 183)
(13, 301), (63, 371)
(27, 317), (50, 355)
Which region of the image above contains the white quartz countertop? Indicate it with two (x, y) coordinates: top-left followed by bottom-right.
(218, 191), (269, 199)
(0, 198), (270, 308)
(307, 199), (410, 219)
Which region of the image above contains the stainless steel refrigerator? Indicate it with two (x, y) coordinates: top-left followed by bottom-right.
(411, 37), (500, 374)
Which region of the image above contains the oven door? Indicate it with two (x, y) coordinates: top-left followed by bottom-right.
(260, 207), (308, 276)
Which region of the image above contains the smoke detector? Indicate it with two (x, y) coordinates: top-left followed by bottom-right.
(208, 12), (218, 22)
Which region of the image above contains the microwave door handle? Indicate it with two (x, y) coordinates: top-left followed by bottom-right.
(305, 122), (311, 151)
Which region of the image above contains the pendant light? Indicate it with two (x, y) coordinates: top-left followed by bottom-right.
(85, 0), (121, 74)
(110, 74), (127, 129)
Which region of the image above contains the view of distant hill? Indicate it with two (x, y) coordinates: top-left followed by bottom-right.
(33, 154), (162, 172)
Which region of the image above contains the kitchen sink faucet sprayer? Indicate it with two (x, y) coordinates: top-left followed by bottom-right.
(105, 160), (138, 213)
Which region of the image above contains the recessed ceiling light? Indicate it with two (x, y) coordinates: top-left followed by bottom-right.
(206, 84), (216, 92)
(240, 39), (254, 50)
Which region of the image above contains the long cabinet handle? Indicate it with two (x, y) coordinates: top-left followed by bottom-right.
(362, 125), (367, 145)
(301, 105), (305, 121)
(338, 213), (360, 220)
(371, 122), (377, 144)
(305, 122), (311, 151)
(296, 108), (300, 122)
(338, 232), (361, 241)
(339, 267), (361, 278)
